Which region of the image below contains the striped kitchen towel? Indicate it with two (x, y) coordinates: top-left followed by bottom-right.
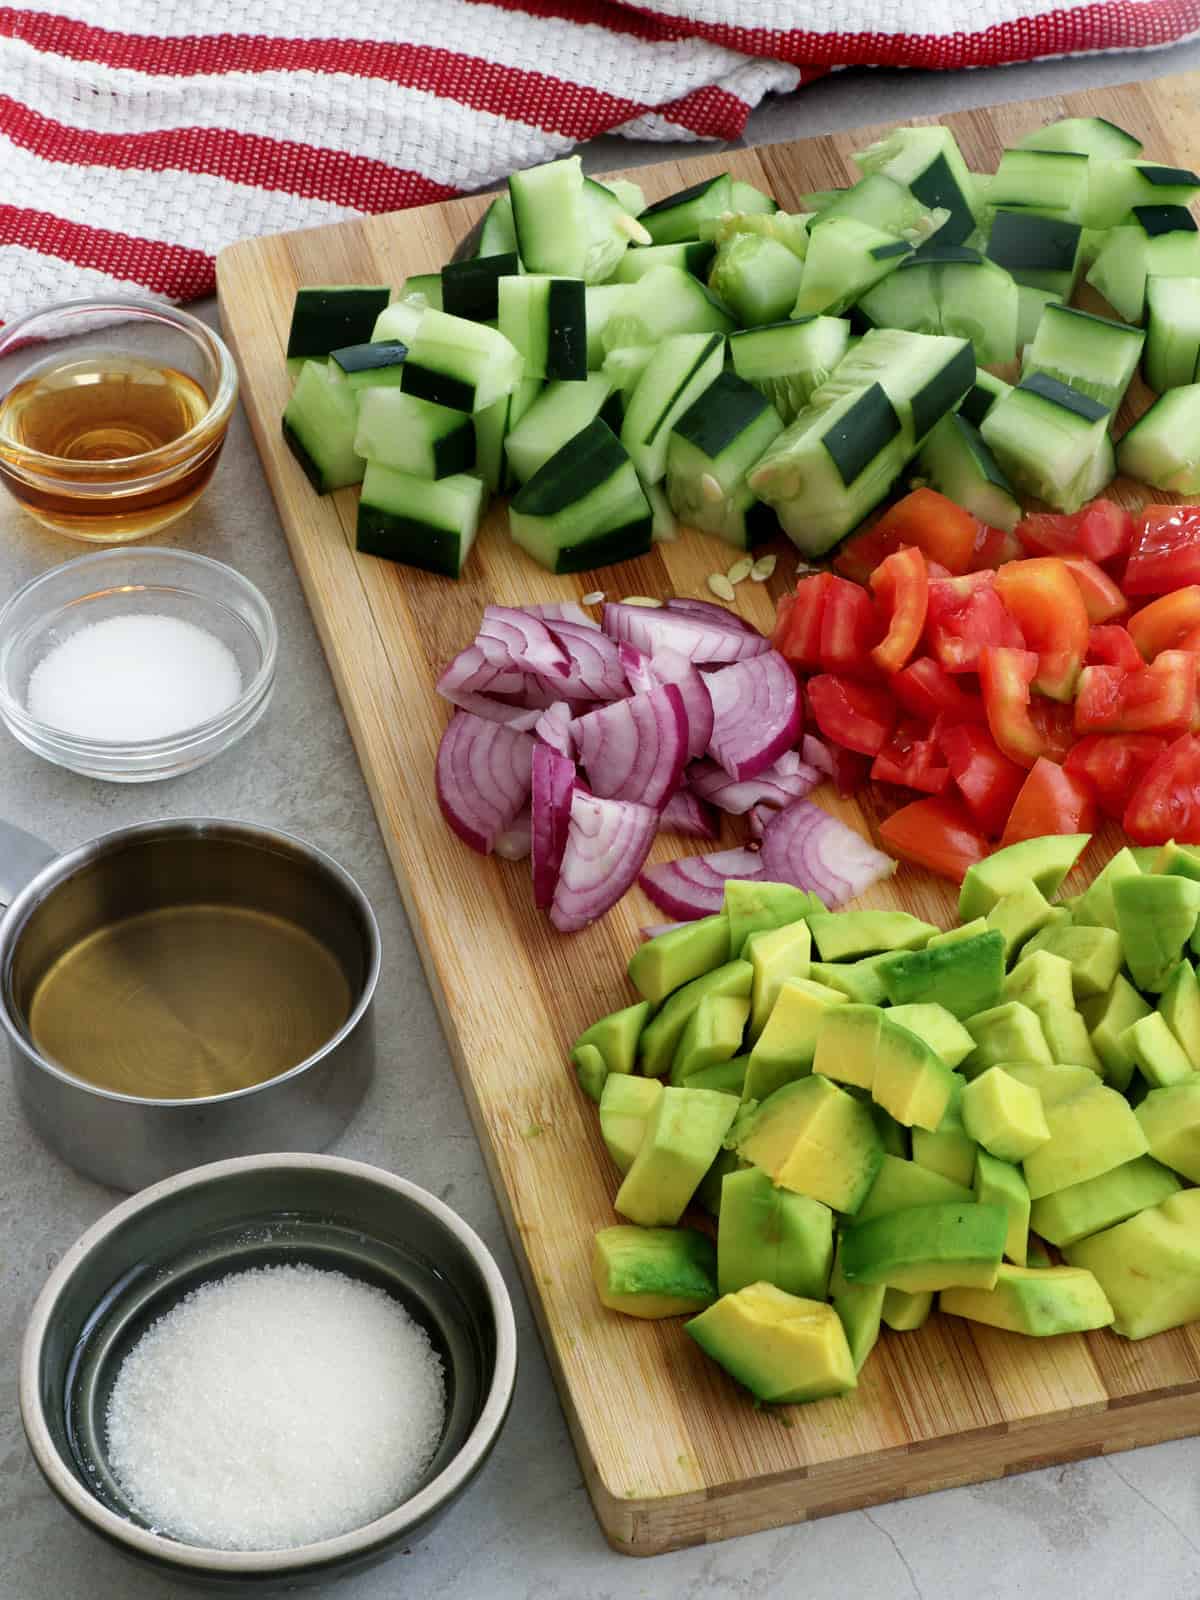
(2, 0), (1198, 323)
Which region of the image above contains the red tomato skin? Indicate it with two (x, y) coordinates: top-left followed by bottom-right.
(878, 796), (990, 883)
(873, 488), (978, 574)
(936, 721), (1028, 836)
(1124, 733), (1200, 844)
(807, 674), (897, 756)
(891, 657), (988, 724)
(998, 757), (1098, 849)
(970, 525), (1024, 571)
(1074, 653), (1196, 737)
(1064, 733), (1167, 821)
(870, 546), (929, 675)
(773, 573), (833, 670)
(1017, 499), (1133, 565)
(994, 556), (1090, 701)
(1124, 506), (1200, 595)
(926, 573), (1025, 674)
(871, 722), (951, 795)
(819, 577), (881, 677)
(1059, 555), (1128, 624)
(1127, 587), (1200, 660)
(1086, 624), (1144, 672)
(978, 646), (1074, 768)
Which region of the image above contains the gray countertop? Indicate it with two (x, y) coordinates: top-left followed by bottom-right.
(6, 43), (1200, 1600)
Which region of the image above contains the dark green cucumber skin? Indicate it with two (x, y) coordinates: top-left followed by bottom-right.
(513, 417), (627, 516)
(432, 422), (478, 479)
(910, 152), (974, 247)
(911, 341), (975, 440)
(356, 507), (466, 577)
(643, 333), (725, 449)
(960, 416), (1013, 490)
(745, 499), (779, 547)
(285, 287), (389, 359)
(958, 384), (996, 427)
(1133, 204), (1199, 238)
(1019, 370), (1109, 423)
(1041, 304), (1141, 338)
(673, 370), (770, 458)
(640, 174), (727, 218)
(1139, 166), (1200, 187)
(988, 210), (1081, 271)
(400, 364), (476, 412)
(824, 384), (901, 484)
(442, 252), (520, 321)
(551, 517), (653, 574)
(282, 416), (331, 493)
(330, 339), (407, 375)
(449, 197), (512, 263)
(871, 241), (912, 262)
(546, 278), (588, 380)
(599, 389), (625, 432)
(906, 244), (982, 267)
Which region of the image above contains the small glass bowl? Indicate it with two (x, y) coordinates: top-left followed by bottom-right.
(0, 298), (238, 542)
(0, 548), (277, 782)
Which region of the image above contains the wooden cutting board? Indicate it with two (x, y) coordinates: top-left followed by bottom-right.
(217, 74), (1200, 1556)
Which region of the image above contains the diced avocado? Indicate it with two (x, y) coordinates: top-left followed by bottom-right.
(1003, 950), (1075, 1013)
(686, 1281), (858, 1403)
(985, 882), (1057, 963)
(1065, 1189), (1200, 1338)
(1129, 846), (1161, 871)
(840, 1202), (1007, 1293)
(671, 994), (750, 1085)
(695, 1146), (741, 1217)
(1154, 840), (1200, 881)
(572, 999), (651, 1100)
(743, 977), (847, 1101)
(963, 1002), (1052, 1076)
(1113, 874), (1200, 994)
(812, 1004), (884, 1090)
(927, 918), (988, 946)
(1030, 1154), (1182, 1246)
(807, 909), (936, 962)
(973, 1150), (1030, 1264)
(687, 1054), (750, 1095)
(961, 1066), (1050, 1163)
(808, 954), (893, 1004)
(1003, 1060), (1101, 1105)
(746, 920), (811, 1042)
(1120, 1011), (1195, 1089)
(1020, 923), (1122, 999)
(1081, 974), (1151, 1091)
(724, 881), (819, 958)
(1072, 846), (1142, 931)
(573, 1043), (608, 1102)
(717, 1166), (834, 1299)
(1158, 959), (1200, 1068)
(737, 1075), (884, 1213)
(1136, 1080), (1200, 1181)
(1036, 1003), (1103, 1072)
(872, 1016), (958, 1131)
(830, 1242), (886, 1371)
(940, 1262), (1113, 1335)
(598, 1073), (664, 1174)
(912, 1080), (978, 1187)
(1022, 1084), (1149, 1200)
(881, 1286), (934, 1330)
(872, 1103), (910, 1159)
(857, 1154), (974, 1220)
(639, 959), (753, 1078)
(593, 1225), (717, 1318)
(629, 913), (731, 1006)
(879, 930), (1005, 1020)
(615, 1085), (740, 1225)
(886, 1003), (975, 1069)
(959, 835), (1091, 921)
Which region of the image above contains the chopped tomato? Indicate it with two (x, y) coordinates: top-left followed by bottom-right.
(969, 524), (1024, 571)
(807, 674), (896, 756)
(925, 572), (1025, 674)
(1017, 498), (1133, 565)
(1064, 733), (1167, 821)
(819, 576), (881, 677)
(1127, 587), (1200, 660)
(978, 646), (1075, 768)
(1124, 733), (1200, 844)
(891, 656), (988, 724)
(870, 546), (929, 675)
(1086, 624), (1144, 672)
(772, 572), (833, 670)
(999, 757), (1098, 848)
(1059, 555), (1128, 624)
(878, 795), (990, 883)
(871, 722), (950, 794)
(936, 721), (1028, 836)
(832, 524), (900, 586)
(1074, 652), (1196, 736)
(875, 488), (978, 574)
(1180, 625), (1200, 652)
(1124, 505), (1200, 595)
(994, 556), (1090, 701)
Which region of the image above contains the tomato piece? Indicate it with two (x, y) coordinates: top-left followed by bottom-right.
(869, 546), (929, 675)
(969, 524), (1024, 572)
(891, 657), (987, 724)
(1059, 555), (1128, 624)
(1064, 733), (1167, 821)
(832, 524), (900, 585)
(1086, 624), (1144, 672)
(1180, 625), (1200, 652)
(1017, 498), (1133, 565)
(994, 556), (1090, 701)
(1124, 505), (1200, 595)
(998, 757), (1098, 849)
(936, 721), (1028, 836)
(807, 674), (896, 756)
(1127, 587), (1200, 660)
(1074, 652), (1197, 736)
(819, 576), (881, 677)
(772, 572), (833, 670)
(1124, 733), (1200, 844)
(871, 721), (951, 795)
(878, 795), (990, 883)
(925, 572), (1025, 674)
(978, 645), (1075, 768)
(874, 487), (979, 574)
(1016, 510), (1078, 559)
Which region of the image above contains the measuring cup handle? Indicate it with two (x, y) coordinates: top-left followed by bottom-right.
(0, 820), (57, 911)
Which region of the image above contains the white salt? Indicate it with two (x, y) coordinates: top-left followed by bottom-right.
(105, 1263), (446, 1551)
(27, 613), (242, 741)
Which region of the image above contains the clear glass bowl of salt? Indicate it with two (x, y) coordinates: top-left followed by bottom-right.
(0, 548), (277, 781)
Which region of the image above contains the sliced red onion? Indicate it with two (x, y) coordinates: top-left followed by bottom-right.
(658, 789), (719, 840)
(603, 602), (770, 665)
(747, 802), (775, 843)
(664, 597), (761, 634)
(759, 800), (895, 908)
(801, 733), (836, 780)
(550, 789), (658, 933)
(436, 711), (534, 855)
(640, 920), (691, 940)
(705, 650), (802, 782)
(533, 700), (574, 757)
(541, 618), (628, 702)
(495, 810), (531, 861)
(480, 605), (569, 678)
(521, 601), (599, 630)
(688, 749), (821, 814)
(436, 646), (541, 727)
(620, 643), (652, 694)
(621, 644), (713, 761)
(639, 846), (765, 920)
(531, 745), (575, 908)
(572, 683), (688, 809)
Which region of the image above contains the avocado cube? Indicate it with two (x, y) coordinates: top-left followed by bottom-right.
(1071, 846), (1142, 932)
(1136, 1081), (1200, 1181)
(1065, 1189), (1200, 1338)
(1029, 1154), (1182, 1247)
(599, 1074), (664, 1174)
(695, 1146), (741, 1218)
(1036, 1002), (1103, 1072)
(1022, 1084), (1149, 1200)
(685, 1282), (858, 1403)
(1021, 923), (1123, 999)
(1080, 974), (1151, 1091)
(886, 1003), (975, 1069)
(1120, 1011), (1195, 1089)
(871, 1103), (910, 1159)
(831, 1243), (886, 1372)
(841, 1202), (1008, 1293)
(872, 1016), (958, 1131)
(639, 959), (753, 1078)
(1113, 874), (1200, 994)
(857, 1153), (974, 1221)
(573, 1043), (608, 1103)
(927, 918), (989, 947)
(629, 913), (731, 1006)
(572, 1000), (651, 1092)
(1158, 959), (1200, 1068)
(746, 920), (812, 1042)
(940, 1262), (1113, 1335)
(879, 931), (1006, 1020)
(973, 1149), (1031, 1264)
(1128, 846), (1161, 871)
(962, 1067), (1050, 1163)
(737, 1075), (884, 1214)
(986, 882), (1057, 963)
(671, 994), (750, 1085)
(881, 1286), (934, 1330)
(812, 1004), (884, 1090)
(717, 1166), (834, 1299)
(963, 1001), (1052, 1076)
(592, 1225), (717, 1318)
(808, 954), (893, 1004)
(615, 1085), (740, 1225)
(1003, 1061), (1102, 1106)
(808, 909), (937, 962)
(743, 977), (847, 1101)
(687, 1054), (750, 1096)
(1154, 840), (1200, 881)
(724, 881), (819, 959)
(912, 1081), (979, 1188)
(959, 834), (1091, 922)
(1003, 950), (1075, 1013)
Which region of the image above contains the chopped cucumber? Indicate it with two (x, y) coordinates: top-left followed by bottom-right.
(640, 174), (733, 246)
(601, 178), (647, 218)
(853, 125), (978, 246)
(1088, 205), (1200, 323)
(987, 209), (1082, 297)
(810, 327), (974, 447)
(665, 370), (784, 548)
(1085, 161), (1200, 229)
(1117, 384), (1200, 492)
(504, 374), (621, 484)
(399, 273), (443, 311)
(603, 345), (655, 396)
(286, 285), (390, 360)
(357, 466), (485, 578)
(1022, 303), (1145, 414)
(473, 392), (511, 494)
(353, 388), (474, 479)
(958, 368), (1012, 428)
(792, 218), (912, 317)
(497, 275), (587, 381)
(859, 248), (1017, 366)
(1016, 116), (1142, 161)
(988, 148), (1090, 222)
(509, 418), (652, 573)
(451, 193), (518, 262)
(399, 308), (522, 413)
(980, 372), (1112, 512)
(708, 234), (806, 326)
(1016, 286), (1063, 349)
(1144, 275), (1200, 392)
(581, 177), (648, 281)
(371, 300), (427, 346)
(730, 179), (778, 215)
(585, 285), (633, 368)
(601, 264), (735, 354)
(441, 252), (520, 322)
(282, 360), (364, 493)
(815, 173), (948, 245)
(728, 316), (851, 424)
(329, 340), (408, 392)
(612, 242), (714, 283)
(701, 211), (810, 257)
(916, 411), (1021, 532)
(620, 331), (726, 485)
(509, 156), (589, 277)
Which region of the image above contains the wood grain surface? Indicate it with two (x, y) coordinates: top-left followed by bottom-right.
(217, 75), (1200, 1556)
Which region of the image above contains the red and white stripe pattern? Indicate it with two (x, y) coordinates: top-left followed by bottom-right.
(2, 0), (1197, 322)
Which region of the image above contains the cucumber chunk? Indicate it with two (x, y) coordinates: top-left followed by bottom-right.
(509, 417), (652, 573)
(398, 273), (443, 312)
(853, 126), (978, 247)
(509, 156), (590, 277)
(1088, 206), (1200, 324)
(399, 308), (522, 413)
(1117, 384), (1200, 493)
(1016, 286), (1063, 349)
(497, 275), (587, 381)
(1016, 116), (1142, 161)
(793, 218), (912, 317)
(371, 300), (427, 346)
(958, 369), (1013, 428)
(1085, 161), (1200, 229)
(441, 252), (520, 323)
(353, 388), (475, 479)
(815, 173), (948, 246)
(1144, 275), (1200, 392)
(356, 467), (485, 578)
(728, 316), (851, 424)
(809, 327), (974, 446)
(916, 411), (1021, 533)
(665, 370), (784, 548)
(640, 174), (733, 246)
(612, 242), (714, 283)
(708, 234), (806, 326)
(329, 340), (408, 393)
(504, 373), (620, 484)
(980, 372), (1112, 512)
(286, 285), (390, 360)
(602, 264), (735, 354)
(1022, 303), (1145, 414)
(987, 210), (1082, 297)
(620, 331), (726, 485)
(729, 179), (778, 215)
(282, 360), (364, 493)
(859, 248), (1017, 366)
(584, 284), (633, 368)
(989, 148), (1090, 222)
(451, 193), (519, 262)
